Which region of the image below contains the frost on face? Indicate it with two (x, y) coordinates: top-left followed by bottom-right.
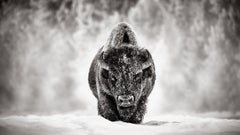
(99, 45), (154, 120)
(102, 46), (145, 102)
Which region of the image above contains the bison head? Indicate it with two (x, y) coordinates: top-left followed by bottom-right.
(98, 45), (154, 118)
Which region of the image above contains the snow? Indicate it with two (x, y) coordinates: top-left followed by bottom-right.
(1, 113), (240, 135)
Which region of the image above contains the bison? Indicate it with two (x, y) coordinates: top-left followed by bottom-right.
(88, 22), (155, 123)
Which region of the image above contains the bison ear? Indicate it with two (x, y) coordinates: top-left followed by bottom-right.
(101, 68), (109, 79)
(143, 66), (153, 78)
(139, 49), (152, 68)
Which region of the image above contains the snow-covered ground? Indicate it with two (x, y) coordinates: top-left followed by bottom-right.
(1, 113), (240, 135)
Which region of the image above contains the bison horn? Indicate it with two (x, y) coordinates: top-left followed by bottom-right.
(99, 51), (109, 70)
(142, 49), (153, 69)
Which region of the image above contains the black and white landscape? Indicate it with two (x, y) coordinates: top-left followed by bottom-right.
(0, 0), (240, 135)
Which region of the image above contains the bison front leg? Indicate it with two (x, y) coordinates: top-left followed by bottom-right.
(129, 97), (147, 124)
(98, 91), (119, 121)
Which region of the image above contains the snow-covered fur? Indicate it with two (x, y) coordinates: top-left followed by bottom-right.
(88, 23), (155, 123)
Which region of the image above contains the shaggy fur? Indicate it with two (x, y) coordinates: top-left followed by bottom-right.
(88, 22), (155, 123)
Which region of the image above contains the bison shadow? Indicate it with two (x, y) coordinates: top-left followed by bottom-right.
(142, 120), (180, 126)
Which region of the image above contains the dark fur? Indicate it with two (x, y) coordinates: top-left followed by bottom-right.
(88, 23), (155, 123)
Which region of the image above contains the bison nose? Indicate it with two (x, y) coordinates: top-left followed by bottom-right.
(117, 95), (134, 107)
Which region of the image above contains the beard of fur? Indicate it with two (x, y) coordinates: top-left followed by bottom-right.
(117, 105), (137, 120)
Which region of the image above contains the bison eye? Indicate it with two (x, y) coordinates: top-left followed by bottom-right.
(101, 68), (109, 79)
(143, 66), (152, 78)
(110, 75), (117, 84)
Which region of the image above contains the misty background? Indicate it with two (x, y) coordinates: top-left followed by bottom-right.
(0, 0), (240, 117)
